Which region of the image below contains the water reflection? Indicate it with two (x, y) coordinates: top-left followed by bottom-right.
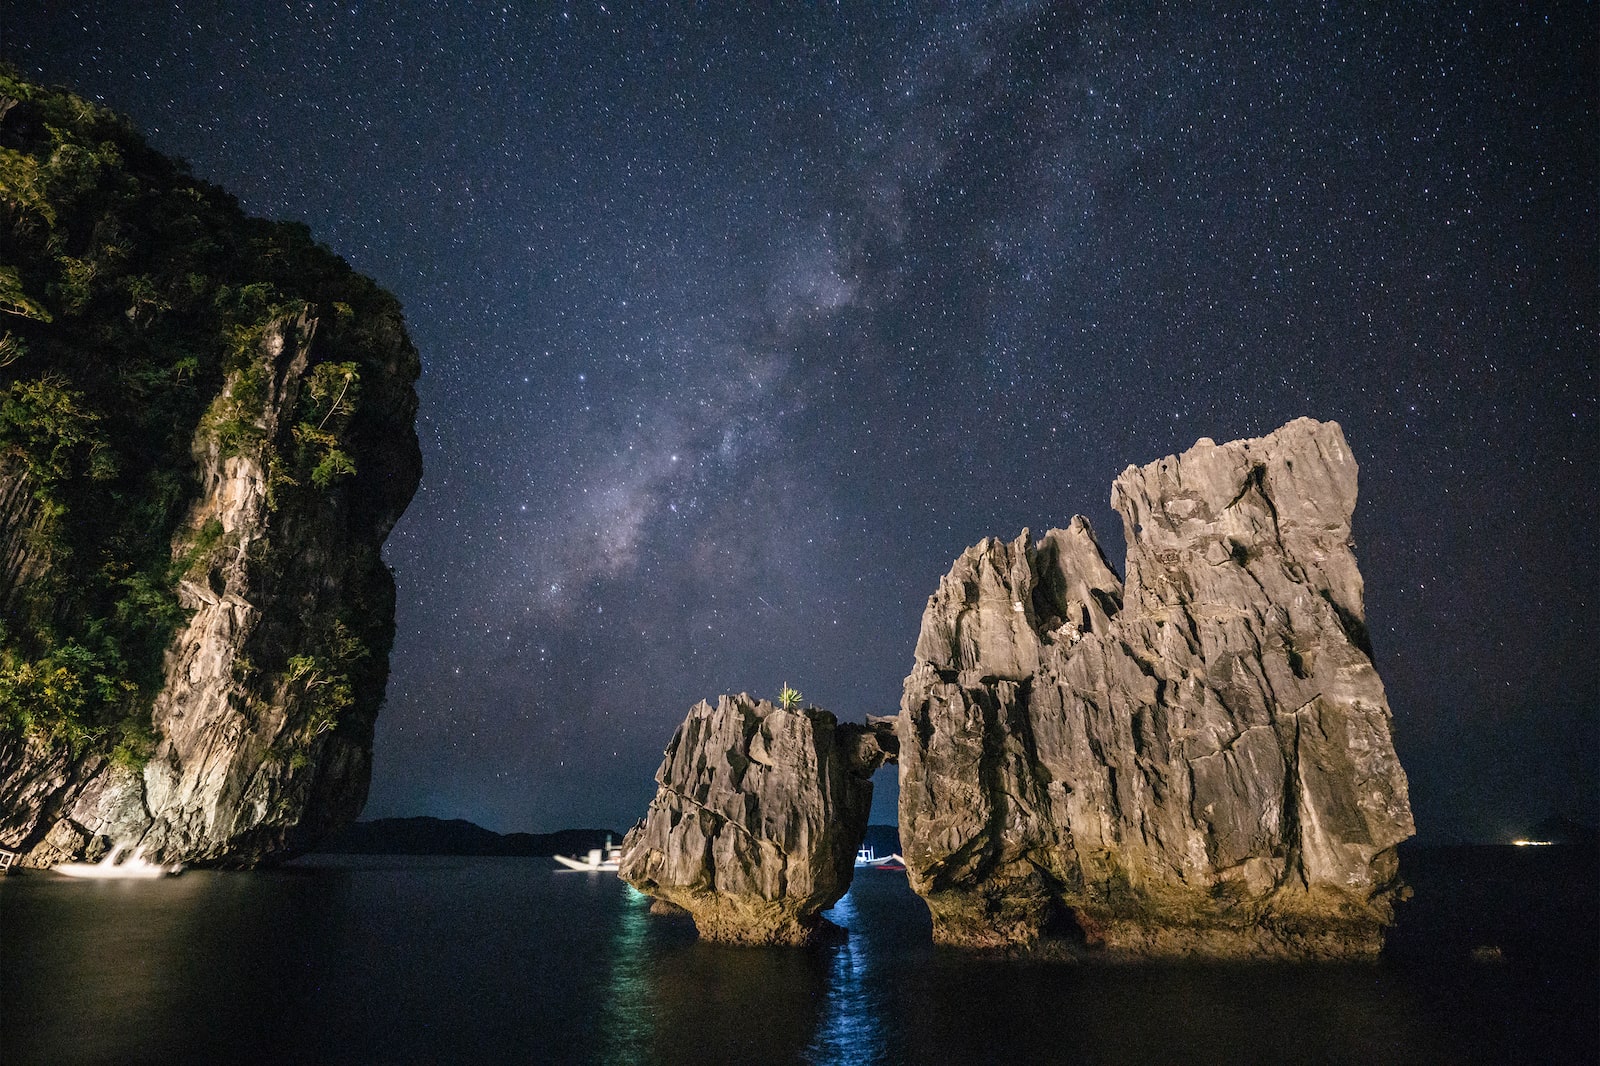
(806, 887), (888, 1065)
(0, 866), (356, 1064)
(641, 928), (833, 1063)
(613, 875), (917, 1064)
(598, 885), (655, 1064)
(3, 853), (1588, 1064)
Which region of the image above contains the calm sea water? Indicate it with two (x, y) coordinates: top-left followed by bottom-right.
(2, 848), (1594, 1065)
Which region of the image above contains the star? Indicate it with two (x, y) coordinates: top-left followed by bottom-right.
(7, 1), (1591, 843)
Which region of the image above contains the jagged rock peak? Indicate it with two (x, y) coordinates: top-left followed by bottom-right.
(1112, 416), (1368, 643)
(897, 418), (1414, 960)
(911, 518), (1124, 685)
(618, 693), (890, 945)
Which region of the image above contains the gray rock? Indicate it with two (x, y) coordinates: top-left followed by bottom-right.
(619, 693), (891, 944)
(0, 311), (420, 867)
(897, 418), (1414, 959)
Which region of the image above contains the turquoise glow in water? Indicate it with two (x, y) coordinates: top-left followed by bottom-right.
(599, 885), (654, 1064)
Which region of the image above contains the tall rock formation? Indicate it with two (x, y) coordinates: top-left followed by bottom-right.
(619, 694), (893, 944)
(0, 74), (420, 866)
(898, 418), (1414, 958)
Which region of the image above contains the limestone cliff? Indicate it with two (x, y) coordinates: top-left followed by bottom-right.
(0, 73), (420, 866)
(619, 694), (893, 944)
(897, 418), (1414, 958)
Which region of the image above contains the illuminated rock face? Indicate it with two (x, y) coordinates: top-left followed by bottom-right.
(0, 313), (420, 867)
(0, 75), (420, 868)
(623, 419), (1412, 958)
(618, 694), (893, 945)
(896, 418), (1415, 959)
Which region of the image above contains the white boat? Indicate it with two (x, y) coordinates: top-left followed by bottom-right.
(53, 844), (182, 879)
(553, 836), (621, 872)
(855, 845), (894, 868)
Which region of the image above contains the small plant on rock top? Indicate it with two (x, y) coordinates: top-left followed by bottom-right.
(778, 683), (802, 711)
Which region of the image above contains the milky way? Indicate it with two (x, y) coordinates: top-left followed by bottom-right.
(11, 2), (1594, 840)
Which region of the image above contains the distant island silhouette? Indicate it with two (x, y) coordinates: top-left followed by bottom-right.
(311, 818), (905, 859)
(311, 817), (620, 857)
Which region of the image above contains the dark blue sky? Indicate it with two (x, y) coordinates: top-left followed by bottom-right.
(10, 2), (1594, 841)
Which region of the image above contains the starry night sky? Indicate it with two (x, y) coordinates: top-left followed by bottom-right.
(8, 3), (1594, 842)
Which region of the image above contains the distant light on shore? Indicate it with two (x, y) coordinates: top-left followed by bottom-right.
(1511, 839), (1555, 847)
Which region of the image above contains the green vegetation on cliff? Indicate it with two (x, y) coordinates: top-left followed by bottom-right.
(0, 68), (417, 764)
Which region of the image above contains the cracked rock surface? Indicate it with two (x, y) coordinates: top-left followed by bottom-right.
(619, 693), (892, 944)
(0, 313), (419, 867)
(897, 417), (1415, 959)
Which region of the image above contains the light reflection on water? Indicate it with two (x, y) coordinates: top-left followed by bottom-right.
(807, 887), (888, 1065)
(1, 852), (1592, 1064)
(598, 885), (654, 1064)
